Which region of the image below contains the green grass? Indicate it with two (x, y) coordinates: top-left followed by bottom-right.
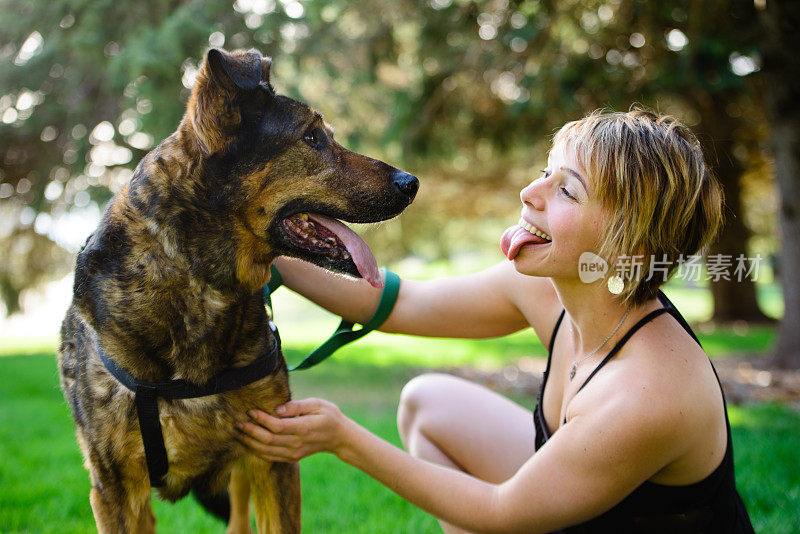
(727, 404), (800, 533)
(0, 351), (435, 534)
(1, 342), (798, 533)
(0, 280), (792, 532)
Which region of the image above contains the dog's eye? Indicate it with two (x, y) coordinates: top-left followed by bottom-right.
(303, 128), (326, 149)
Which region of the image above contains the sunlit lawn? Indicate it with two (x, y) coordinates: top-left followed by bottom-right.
(0, 280), (796, 533)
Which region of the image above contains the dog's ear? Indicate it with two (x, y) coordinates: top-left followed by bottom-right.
(260, 56), (274, 93)
(207, 48), (262, 91)
(187, 48), (273, 155)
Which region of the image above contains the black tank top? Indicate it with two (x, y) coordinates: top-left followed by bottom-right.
(532, 290), (755, 533)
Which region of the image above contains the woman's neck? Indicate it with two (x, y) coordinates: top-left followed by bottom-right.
(549, 278), (661, 357)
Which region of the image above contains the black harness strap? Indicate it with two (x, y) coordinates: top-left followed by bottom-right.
(97, 265), (398, 487)
(133, 384), (168, 485)
(96, 322), (281, 487)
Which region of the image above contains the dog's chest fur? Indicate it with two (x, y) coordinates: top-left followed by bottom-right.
(58, 152), (289, 499)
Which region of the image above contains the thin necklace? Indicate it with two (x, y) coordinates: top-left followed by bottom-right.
(569, 301), (634, 381)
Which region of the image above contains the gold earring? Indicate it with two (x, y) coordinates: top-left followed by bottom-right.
(607, 275), (624, 295)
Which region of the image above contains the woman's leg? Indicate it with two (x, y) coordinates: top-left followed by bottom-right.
(397, 373), (536, 533)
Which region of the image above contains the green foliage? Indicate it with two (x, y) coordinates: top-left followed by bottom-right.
(0, 0), (778, 312)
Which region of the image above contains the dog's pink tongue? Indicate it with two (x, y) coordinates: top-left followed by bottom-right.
(308, 214), (383, 288)
(500, 225), (547, 260)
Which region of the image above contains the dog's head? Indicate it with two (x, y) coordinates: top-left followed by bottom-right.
(181, 48), (418, 289)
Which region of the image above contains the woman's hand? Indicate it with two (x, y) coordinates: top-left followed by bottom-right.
(235, 398), (349, 463)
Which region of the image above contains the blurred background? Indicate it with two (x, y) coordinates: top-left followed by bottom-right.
(1, 0), (798, 344)
(1, 1), (799, 532)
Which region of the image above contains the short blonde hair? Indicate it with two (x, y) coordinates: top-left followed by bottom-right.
(553, 108), (724, 306)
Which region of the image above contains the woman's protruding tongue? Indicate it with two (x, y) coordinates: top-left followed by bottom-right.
(308, 214), (383, 288)
(500, 225), (548, 260)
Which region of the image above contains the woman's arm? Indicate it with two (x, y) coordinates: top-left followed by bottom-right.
(237, 385), (687, 534)
(273, 257), (534, 339)
(237, 398), (506, 532)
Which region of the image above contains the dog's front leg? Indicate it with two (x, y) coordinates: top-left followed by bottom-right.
(227, 461), (254, 534)
(246, 456), (301, 534)
(89, 483), (155, 534)
(85, 439), (155, 534)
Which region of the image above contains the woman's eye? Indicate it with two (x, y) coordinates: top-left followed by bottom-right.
(560, 186), (575, 200)
(539, 169), (550, 178)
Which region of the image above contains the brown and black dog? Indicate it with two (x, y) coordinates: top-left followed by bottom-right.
(57, 48), (417, 533)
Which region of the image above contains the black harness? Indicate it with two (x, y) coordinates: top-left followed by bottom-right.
(96, 321), (282, 487)
(96, 265), (400, 487)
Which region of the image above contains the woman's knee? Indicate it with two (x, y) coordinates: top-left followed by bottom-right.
(397, 373), (465, 441)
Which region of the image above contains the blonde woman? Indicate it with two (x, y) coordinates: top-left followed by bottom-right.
(236, 110), (755, 533)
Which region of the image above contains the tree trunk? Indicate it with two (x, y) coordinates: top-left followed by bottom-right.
(696, 97), (774, 324)
(762, 0), (800, 369)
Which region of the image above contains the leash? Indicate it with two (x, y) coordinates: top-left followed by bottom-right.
(264, 264), (400, 371)
(96, 323), (282, 487)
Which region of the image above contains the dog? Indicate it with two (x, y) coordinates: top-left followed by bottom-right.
(57, 47), (418, 533)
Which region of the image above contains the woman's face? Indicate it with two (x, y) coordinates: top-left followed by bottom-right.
(501, 141), (608, 279)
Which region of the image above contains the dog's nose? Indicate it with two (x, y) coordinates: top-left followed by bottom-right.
(392, 171), (419, 201)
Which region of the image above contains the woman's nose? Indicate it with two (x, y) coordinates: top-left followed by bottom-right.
(520, 180), (545, 210)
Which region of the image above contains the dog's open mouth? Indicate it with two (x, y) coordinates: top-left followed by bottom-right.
(281, 213), (382, 288)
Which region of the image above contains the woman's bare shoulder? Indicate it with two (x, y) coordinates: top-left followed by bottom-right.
(588, 313), (716, 406)
(568, 314), (725, 476)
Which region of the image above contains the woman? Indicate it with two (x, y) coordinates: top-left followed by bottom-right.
(235, 109), (755, 533)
